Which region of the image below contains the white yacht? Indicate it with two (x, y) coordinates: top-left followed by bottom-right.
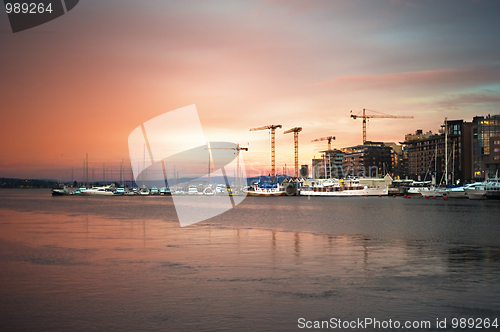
(81, 185), (115, 196)
(203, 186), (215, 196)
(465, 177), (500, 200)
(465, 184), (487, 200)
(139, 187), (150, 195)
(446, 182), (483, 198)
(188, 186), (199, 195)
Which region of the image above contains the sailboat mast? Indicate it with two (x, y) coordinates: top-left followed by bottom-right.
(208, 151), (211, 186)
(445, 117), (448, 186)
(434, 143), (437, 185)
(452, 142), (455, 185)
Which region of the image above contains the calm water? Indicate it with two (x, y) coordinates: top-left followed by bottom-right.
(0, 189), (499, 331)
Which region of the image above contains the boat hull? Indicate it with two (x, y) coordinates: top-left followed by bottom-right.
(81, 191), (115, 196)
(465, 188), (486, 200)
(406, 187), (424, 196)
(247, 191), (285, 197)
(51, 190), (69, 196)
(419, 188), (444, 197)
(300, 186), (388, 197)
(446, 190), (468, 198)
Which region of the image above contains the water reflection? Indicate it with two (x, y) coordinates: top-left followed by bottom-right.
(1, 192), (500, 331)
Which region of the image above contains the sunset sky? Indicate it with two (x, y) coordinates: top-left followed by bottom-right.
(1, 0), (500, 181)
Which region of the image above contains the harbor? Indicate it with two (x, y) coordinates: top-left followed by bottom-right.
(2, 1), (500, 331)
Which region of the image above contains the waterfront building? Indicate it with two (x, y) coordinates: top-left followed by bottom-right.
(341, 142), (393, 178)
(403, 126), (466, 184)
(312, 149), (344, 179)
(472, 115), (500, 180)
(383, 142), (407, 180)
(404, 115), (500, 183)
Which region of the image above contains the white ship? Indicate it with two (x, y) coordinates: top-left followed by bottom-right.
(80, 185), (115, 196)
(299, 177), (389, 197)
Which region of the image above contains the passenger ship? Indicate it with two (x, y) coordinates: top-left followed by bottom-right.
(299, 177), (389, 197)
(246, 182), (285, 196)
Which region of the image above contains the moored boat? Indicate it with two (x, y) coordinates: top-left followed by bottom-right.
(446, 182), (483, 198)
(299, 177), (388, 197)
(81, 185), (115, 196)
(139, 187), (150, 195)
(247, 182), (285, 197)
(485, 177), (500, 200)
(113, 187), (128, 195)
(419, 186), (445, 197)
(188, 186), (199, 195)
(160, 187), (171, 196)
(465, 184), (487, 200)
(203, 186), (214, 196)
(51, 184), (69, 196)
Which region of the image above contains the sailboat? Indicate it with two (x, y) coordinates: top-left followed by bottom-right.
(421, 118), (451, 198)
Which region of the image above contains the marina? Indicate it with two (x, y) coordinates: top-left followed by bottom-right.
(50, 173), (500, 200)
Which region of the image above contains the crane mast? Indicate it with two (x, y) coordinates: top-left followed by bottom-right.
(250, 124), (282, 182)
(283, 127), (302, 177)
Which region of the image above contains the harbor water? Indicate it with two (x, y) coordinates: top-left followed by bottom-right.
(0, 189), (499, 331)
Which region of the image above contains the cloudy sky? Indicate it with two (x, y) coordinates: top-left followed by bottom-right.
(1, 0), (500, 180)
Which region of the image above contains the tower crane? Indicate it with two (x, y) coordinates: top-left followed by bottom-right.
(351, 108), (413, 144)
(250, 124), (282, 182)
(311, 136), (336, 151)
(311, 136), (336, 179)
(283, 127), (302, 177)
(205, 144), (248, 187)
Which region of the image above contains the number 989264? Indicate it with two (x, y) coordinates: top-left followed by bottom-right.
(5, 2), (54, 14)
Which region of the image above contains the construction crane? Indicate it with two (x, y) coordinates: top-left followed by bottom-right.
(311, 136), (336, 179)
(283, 127), (302, 177)
(250, 124), (282, 182)
(205, 144), (248, 187)
(351, 108), (414, 144)
(311, 136), (336, 151)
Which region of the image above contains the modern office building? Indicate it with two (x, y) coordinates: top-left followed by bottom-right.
(341, 142), (393, 178)
(472, 115), (500, 180)
(404, 115), (500, 183)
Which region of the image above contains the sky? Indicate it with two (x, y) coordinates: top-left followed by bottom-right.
(1, 0), (500, 181)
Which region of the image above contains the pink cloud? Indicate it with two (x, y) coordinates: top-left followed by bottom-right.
(312, 65), (500, 89)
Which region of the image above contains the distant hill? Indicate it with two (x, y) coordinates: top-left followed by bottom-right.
(0, 178), (57, 188)
(0, 174), (297, 189)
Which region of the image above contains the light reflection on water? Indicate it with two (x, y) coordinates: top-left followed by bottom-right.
(0, 189), (499, 331)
